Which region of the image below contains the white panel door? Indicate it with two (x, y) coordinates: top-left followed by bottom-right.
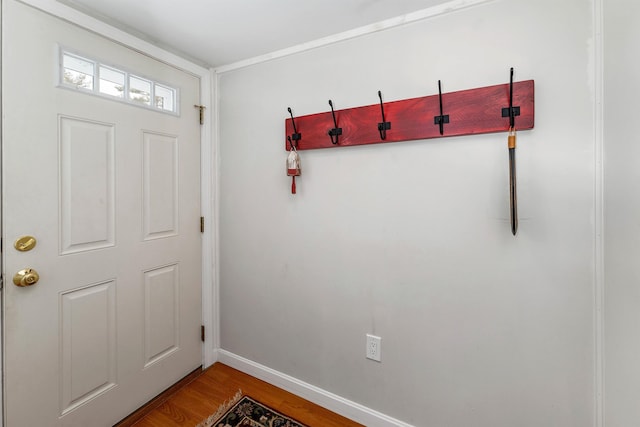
(2, 1), (203, 425)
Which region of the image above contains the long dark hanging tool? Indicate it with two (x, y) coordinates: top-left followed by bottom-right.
(506, 67), (518, 235)
(508, 127), (517, 235)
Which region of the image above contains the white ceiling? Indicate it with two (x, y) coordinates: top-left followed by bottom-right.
(57, 0), (451, 68)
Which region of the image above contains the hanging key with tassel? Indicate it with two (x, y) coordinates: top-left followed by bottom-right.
(287, 136), (301, 194)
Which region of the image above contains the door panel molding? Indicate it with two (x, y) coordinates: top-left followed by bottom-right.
(59, 115), (116, 254)
(142, 131), (179, 241)
(60, 279), (117, 415)
(143, 263), (180, 368)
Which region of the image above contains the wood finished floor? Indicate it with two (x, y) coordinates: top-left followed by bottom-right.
(131, 363), (363, 426)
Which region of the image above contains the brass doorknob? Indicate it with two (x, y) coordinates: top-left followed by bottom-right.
(13, 268), (40, 287)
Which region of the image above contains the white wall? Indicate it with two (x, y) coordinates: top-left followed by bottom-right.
(604, 1), (640, 426)
(217, 0), (596, 425)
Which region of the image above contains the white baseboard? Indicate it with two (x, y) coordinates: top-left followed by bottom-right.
(215, 349), (414, 427)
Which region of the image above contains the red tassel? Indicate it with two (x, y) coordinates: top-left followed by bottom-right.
(291, 176), (296, 194)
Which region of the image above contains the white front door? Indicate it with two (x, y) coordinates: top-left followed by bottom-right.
(2, 1), (203, 425)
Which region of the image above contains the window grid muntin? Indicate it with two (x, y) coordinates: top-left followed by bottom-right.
(59, 48), (180, 116)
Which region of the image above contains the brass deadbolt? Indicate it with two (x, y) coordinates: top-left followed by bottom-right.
(13, 268), (40, 287)
(14, 236), (37, 252)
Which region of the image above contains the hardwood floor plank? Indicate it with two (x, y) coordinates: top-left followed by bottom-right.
(115, 367), (202, 427)
(130, 363), (363, 427)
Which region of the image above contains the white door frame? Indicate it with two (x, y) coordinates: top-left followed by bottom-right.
(0, 0), (218, 416)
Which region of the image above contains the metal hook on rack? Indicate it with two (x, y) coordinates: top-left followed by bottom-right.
(287, 136), (296, 151)
(433, 80), (450, 135)
(327, 100), (342, 144)
(377, 90), (391, 140)
(509, 68), (515, 127)
(287, 107), (301, 144)
(501, 67), (520, 124)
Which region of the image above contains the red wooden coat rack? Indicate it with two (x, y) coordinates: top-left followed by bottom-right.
(283, 71), (534, 236)
(285, 80), (534, 151)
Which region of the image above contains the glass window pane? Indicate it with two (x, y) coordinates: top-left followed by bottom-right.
(154, 84), (175, 112)
(99, 66), (125, 98)
(129, 75), (151, 106)
(62, 53), (94, 90)
(60, 50), (179, 115)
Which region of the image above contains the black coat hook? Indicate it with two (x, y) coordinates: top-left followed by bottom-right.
(501, 67), (520, 126)
(287, 107), (301, 144)
(287, 135), (296, 151)
(328, 100), (342, 144)
(433, 80), (450, 135)
(509, 68), (515, 127)
(377, 91), (391, 140)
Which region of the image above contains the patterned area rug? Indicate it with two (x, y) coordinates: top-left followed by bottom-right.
(196, 390), (308, 427)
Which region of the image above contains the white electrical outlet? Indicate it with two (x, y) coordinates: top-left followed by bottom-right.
(366, 334), (381, 362)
